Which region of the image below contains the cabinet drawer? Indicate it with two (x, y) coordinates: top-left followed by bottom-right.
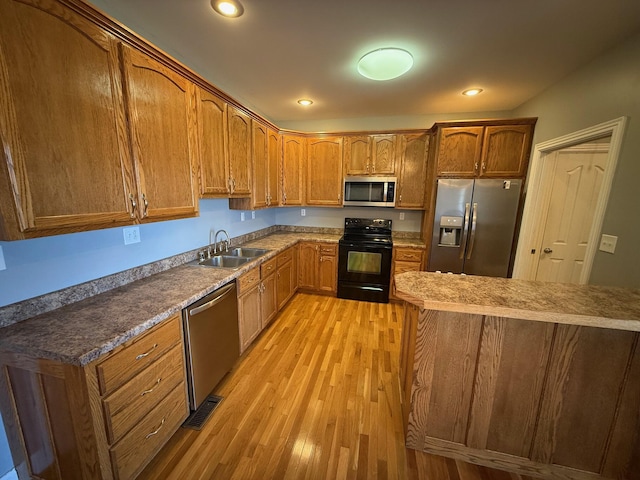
(319, 244), (337, 256)
(103, 344), (185, 444)
(276, 248), (293, 267)
(394, 261), (423, 275)
(237, 267), (260, 295)
(96, 315), (182, 395)
(261, 257), (277, 278)
(110, 383), (187, 480)
(394, 248), (424, 263)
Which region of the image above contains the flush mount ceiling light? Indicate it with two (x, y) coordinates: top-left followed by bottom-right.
(462, 88), (484, 96)
(357, 48), (414, 81)
(297, 99), (313, 106)
(211, 0), (244, 18)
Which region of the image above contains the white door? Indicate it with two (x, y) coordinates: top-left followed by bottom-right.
(534, 143), (608, 283)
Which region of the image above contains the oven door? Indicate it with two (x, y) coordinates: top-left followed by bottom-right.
(337, 242), (392, 303)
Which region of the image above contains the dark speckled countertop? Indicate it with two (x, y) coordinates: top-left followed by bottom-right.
(0, 232), (346, 366)
(395, 271), (640, 331)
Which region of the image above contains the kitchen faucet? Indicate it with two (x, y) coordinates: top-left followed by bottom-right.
(213, 229), (231, 254)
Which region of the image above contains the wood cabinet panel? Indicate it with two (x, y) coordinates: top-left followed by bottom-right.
(531, 325), (637, 474)
(318, 247), (337, 293)
(298, 242), (318, 290)
(406, 310), (483, 448)
(397, 133), (429, 209)
(480, 125), (533, 177)
(227, 106), (252, 196)
(299, 242), (337, 293)
(0, 0), (134, 238)
(282, 135), (305, 205)
(267, 128), (281, 207)
(306, 136), (343, 206)
(121, 44), (198, 221)
(390, 247), (424, 301)
(238, 280), (262, 353)
(343, 136), (371, 175)
(276, 258), (295, 311)
(371, 135), (396, 175)
(196, 88), (228, 196)
(436, 127), (484, 177)
(252, 121), (268, 208)
(261, 270), (278, 327)
(466, 318), (554, 457)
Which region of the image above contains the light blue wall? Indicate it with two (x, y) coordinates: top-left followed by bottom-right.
(0, 414), (11, 479)
(275, 206), (423, 232)
(0, 199), (276, 308)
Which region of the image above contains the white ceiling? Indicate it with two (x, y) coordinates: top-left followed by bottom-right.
(92, 0), (640, 127)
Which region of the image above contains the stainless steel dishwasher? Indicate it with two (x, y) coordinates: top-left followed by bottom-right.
(182, 281), (239, 413)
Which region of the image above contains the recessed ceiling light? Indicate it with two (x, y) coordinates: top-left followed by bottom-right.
(462, 88), (483, 96)
(357, 48), (414, 81)
(211, 0), (244, 18)
(297, 99), (313, 106)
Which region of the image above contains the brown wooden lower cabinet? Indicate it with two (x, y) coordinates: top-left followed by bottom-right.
(390, 247), (424, 301)
(402, 308), (640, 480)
(298, 241), (337, 294)
(0, 314), (189, 480)
(276, 246), (297, 310)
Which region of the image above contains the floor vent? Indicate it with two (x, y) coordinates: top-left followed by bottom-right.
(182, 395), (223, 430)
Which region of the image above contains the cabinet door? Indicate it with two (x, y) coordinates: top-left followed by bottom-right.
(436, 126), (484, 177)
(318, 244), (338, 293)
(227, 106), (252, 196)
(480, 125), (533, 177)
(261, 274), (278, 327)
(343, 136), (371, 175)
(196, 88), (229, 196)
(306, 137), (343, 206)
(0, 0), (134, 239)
(298, 242), (318, 289)
(251, 121), (268, 208)
(121, 45), (198, 221)
(282, 135), (305, 206)
(267, 128), (281, 207)
(390, 260), (422, 301)
(371, 135), (397, 175)
(397, 133), (429, 209)
(238, 283), (262, 353)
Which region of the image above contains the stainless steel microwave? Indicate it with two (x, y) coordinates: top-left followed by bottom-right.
(343, 176), (396, 207)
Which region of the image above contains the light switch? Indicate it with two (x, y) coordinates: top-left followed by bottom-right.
(0, 245), (6, 271)
(599, 234), (618, 254)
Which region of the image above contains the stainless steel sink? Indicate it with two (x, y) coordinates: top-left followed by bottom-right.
(228, 247), (270, 258)
(197, 255), (251, 268)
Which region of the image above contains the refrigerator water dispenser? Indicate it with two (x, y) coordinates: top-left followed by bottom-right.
(438, 216), (463, 246)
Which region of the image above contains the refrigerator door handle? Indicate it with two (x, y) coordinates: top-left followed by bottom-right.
(467, 202), (478, 260)
(459, 202), (471, 260)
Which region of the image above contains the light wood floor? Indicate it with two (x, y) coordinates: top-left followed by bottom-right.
(139, 294), (538, 479)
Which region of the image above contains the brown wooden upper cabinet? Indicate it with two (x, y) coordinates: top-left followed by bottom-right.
(121, 44), (199, 222)
(281, 134), (305, 206)
(396, 133), (430, 209)
(195, 88), (229, 197)
(251, 121), (269, 209)
(0, 0), (136, 239)
(436, 122), (535, 178)
(267, 128), (281, 207)
(343, 135), (397, 176)
(306, 137), (343, 206)
(227, 106), (252, 197)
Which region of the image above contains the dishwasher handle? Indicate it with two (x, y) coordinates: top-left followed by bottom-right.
(188, 283), (235, 316)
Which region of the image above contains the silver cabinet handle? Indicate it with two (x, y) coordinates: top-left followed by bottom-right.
(543, 248), (553, 253)
(142, 193), (149, 217)
(135, 343), (157, 360)
(129, 193), (137, 218)
(145, 418), (165, 439)
(141, 378), (161, 396)
(466, 202), (478, 260)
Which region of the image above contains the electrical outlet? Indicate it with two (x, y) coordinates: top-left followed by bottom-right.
(251, 211), (255, 219)
(123, 226), (140, 245)
(599, 234), (618, 254)
(399, 212), (405, 220)
(301, 209), (306, 217)
(0, 245), (6, 271)
(240, 212), (245, 221)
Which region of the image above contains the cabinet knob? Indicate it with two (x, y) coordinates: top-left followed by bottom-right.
(543, 247), (553, 254)
(474, 162), (479, 172)
(482, 162), (486, 171)
(142, 193), (149, 217)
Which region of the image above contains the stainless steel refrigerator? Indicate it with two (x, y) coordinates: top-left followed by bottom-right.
(428, 178), (523, 277)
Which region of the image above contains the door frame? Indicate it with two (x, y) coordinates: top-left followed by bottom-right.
(512, 117), (627, 283)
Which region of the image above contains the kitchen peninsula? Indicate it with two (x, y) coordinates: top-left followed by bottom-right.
(395, 271), (640, 480)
